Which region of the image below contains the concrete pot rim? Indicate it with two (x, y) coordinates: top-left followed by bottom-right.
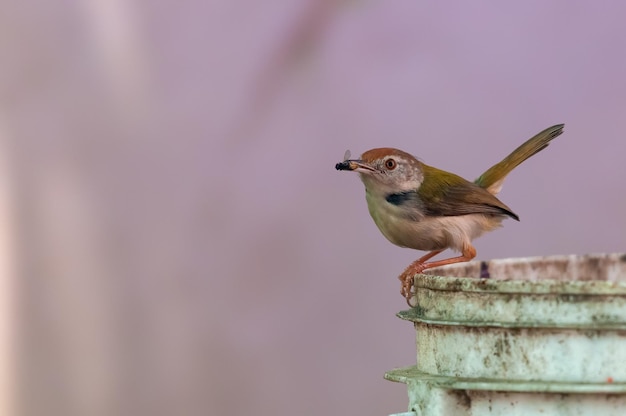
(417, 252), (626, 295)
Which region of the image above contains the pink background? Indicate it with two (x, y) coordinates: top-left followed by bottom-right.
(5, 1), (626, 415)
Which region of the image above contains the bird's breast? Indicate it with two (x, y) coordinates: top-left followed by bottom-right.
(365, 190), (438, 250)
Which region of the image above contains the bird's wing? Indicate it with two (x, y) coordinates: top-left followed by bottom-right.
(418, 164), (519, 220)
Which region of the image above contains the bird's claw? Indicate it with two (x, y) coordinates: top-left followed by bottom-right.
(399, 262), (425, 307)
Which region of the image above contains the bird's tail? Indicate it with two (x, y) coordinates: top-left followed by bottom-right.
(475, 124), (564, 195)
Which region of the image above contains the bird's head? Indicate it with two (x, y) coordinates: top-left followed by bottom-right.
(335, 148), (424, 195)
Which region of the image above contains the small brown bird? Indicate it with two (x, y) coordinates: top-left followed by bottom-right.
(336, 124), (564, 304)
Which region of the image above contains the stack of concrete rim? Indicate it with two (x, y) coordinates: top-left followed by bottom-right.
(385, 253), (626, 416)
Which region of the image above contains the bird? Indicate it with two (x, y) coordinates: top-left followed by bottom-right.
(335, 124), (564, 305)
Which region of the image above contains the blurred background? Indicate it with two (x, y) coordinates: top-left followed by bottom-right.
(2, 1), (626, 415)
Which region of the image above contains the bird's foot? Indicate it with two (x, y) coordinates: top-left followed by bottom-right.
(399, 261), (426, 306)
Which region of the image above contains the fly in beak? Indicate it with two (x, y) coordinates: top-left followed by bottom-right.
(335, 159), (376, 172)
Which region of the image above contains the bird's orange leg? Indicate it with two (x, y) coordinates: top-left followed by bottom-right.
(399, 245), (477, 306)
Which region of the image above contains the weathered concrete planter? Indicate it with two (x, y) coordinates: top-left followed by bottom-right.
(385, 253), (626, 416)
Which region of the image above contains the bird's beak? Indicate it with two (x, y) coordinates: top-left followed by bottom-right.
(335, 160), (376, 173)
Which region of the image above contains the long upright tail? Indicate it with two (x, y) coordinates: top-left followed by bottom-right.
(475, 124), (564, 195)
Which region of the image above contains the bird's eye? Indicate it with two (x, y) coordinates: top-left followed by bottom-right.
(384, 158), (397, 170)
